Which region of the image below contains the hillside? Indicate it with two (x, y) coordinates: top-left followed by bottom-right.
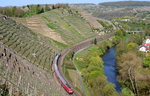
(0, 44), (67, 96)
(70, 3), (97, 13)
(78, 9), (103, 29)
(0, 15), (64, 69)
(70, 1), (150, 20)
(95, 1), (150, 19)
(100, 1), (150, 7)
(0, 6), (105, 95)
(13, 16), (67, 44)
(0, 15), (71, 95)
(14, 8), (102, 45)
(1, 1), (149, 96)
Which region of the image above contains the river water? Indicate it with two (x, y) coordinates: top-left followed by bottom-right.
(102, 47), (121, 92)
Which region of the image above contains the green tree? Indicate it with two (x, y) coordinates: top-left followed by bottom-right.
(103, 84), (116, 96)
(11, 6), (17, 16)
(94, 38), (97, 45)
(122, 88), (135, 96)
(36, 4), (41, 14)
(115, 29), (125, 37)
(132, 33), (143, 45)
(15, 8), (25, 17)
(143, 56), (150, 68)
(45, 4), (51, 11)
(52, 5), (55, 9)
(126, 42), (138, 51)
(1, 7), (11, 16)
(37, 8), (44, 14)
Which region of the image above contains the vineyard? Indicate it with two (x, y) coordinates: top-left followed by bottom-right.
(0, 7), (105, 96)
(40, 8), (97, 45)
(0, 16), (62, 71)
(0, 7), (104, 95)
(0, 44), (67, 96)
(0, 15), (69, 95)
(14, 8), (100, 46)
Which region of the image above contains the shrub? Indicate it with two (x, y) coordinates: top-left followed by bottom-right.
(143, 56), (150, 68)
(122, 88), (135, 96)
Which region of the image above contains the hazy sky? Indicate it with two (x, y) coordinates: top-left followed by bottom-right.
(0, 0), (150, 7)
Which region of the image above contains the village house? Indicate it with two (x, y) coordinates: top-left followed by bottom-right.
(139, 38), (150, 52)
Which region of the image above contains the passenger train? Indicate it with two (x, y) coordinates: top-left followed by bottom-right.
(54, 54), (74, 94)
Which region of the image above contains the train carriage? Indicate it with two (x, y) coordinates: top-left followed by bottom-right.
(54, 54), (74, 94)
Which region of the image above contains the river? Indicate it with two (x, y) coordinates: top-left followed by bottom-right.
(102, 47), (121, 92)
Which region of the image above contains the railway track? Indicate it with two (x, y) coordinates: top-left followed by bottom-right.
(54, 32), (115, 96)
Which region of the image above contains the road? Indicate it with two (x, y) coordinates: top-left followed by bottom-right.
(56, 32), (115, 96)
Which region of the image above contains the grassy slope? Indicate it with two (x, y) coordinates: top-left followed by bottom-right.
(13, 16), (68, 45)
(14, 8), (99, 46)
(40, 8), (97, 45)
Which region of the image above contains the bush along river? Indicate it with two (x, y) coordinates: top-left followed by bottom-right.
(102, 47), (121, 92)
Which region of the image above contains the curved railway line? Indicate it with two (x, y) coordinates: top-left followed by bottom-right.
(53, 32), (115, 96)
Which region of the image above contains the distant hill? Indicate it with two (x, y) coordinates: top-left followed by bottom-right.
(100, 1), (150, 7)
(95, 1), (150, 19)
(69, 3), (97, 13)
(70, 1), (150, 20)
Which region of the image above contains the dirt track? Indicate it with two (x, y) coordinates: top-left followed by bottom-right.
(56, 32), (115, 96)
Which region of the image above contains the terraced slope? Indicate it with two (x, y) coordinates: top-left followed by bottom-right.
(14, 8), (100, 45)
(0, 15), (71, 95)
(0, 8), (103, 95)
(14, 16), (67, 44)
(0, 44), (67, 96)
(78, 9), (103, 29)
(40, 8), (98, 45)
(0, 16), (64, 71)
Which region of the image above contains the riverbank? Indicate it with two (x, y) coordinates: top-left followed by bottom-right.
(74, 37), (120, 96)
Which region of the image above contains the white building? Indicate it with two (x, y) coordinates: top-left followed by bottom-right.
(139, 46), (146, 52)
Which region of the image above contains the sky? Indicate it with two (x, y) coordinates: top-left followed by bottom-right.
(0, 0), (150, 7)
